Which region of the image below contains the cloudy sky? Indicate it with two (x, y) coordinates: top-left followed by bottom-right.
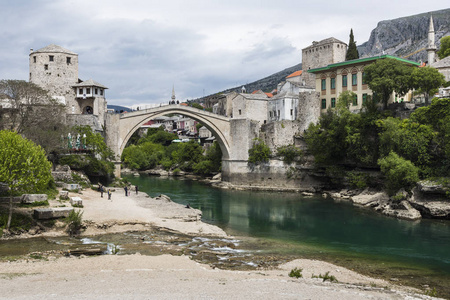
(0, 1), (448, 107)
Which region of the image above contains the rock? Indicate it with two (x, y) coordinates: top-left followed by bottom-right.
(33, 207), (73, 220)
(302, 192), (314, 197)
(21, 194), (48, 204)
(351, 192), (389, 206)
(155, 194), (172, 202)
(409, 188), (450, 219)
(59, 191), (69, 200)
(417, 180), (448, 194)
(133, 172), (140, 177)
(28, 226), (41, 235)
(381, 201), (422, 220)
(212, 173), (221, 181)
(70, 197), (83, 206)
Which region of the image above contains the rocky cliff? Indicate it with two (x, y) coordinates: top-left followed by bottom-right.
(358, 8), (450, 62)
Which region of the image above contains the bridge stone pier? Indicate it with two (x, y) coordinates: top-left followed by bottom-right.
(105, 105), (259, 182)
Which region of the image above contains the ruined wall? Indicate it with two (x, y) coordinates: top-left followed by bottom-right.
(261, 121), (300, 151)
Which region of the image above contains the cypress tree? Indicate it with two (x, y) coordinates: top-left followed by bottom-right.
(346, 29), (359, 61)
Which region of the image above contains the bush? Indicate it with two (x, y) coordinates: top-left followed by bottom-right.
(346, 171), (370, 189)
(248, 138), (271, 165)
(65, 210), (83, 236)
(276, 144), (302, 164)
(378, 151), (419, 195)
(288, 267), (303, 278)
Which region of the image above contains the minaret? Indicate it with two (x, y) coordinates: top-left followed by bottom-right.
(171, 85), (176, 103)
(427, 15), (437, 65)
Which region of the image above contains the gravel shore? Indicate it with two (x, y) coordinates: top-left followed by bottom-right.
(0, 187), (438, 299)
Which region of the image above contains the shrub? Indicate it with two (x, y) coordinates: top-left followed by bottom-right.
(378, 151), (419, 195)
(248, 138), (271, 165)
(276, 144), (302, 165)
(65, 210), (83, 236)
(346, 171), (370, 189)
(288, 267), (303, 278)
(312, 271), (338, 282)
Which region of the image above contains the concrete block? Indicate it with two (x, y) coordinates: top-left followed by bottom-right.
(70, 197), (83, 206)
(21, 194), (48, 204)
(34, 207), (73, 220)
(63, 183), (79, 190)
(60, 191), (69, 199)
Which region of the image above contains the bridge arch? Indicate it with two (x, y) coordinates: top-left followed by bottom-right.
(115, 105), (231, 161)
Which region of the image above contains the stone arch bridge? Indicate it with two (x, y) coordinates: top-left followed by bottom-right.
(105, 104), (258, 181)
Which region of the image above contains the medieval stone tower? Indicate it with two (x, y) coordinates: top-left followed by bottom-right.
(301, 38), (347, 87)
(29, 44), (79, 107)
(29, 44), (107, 130)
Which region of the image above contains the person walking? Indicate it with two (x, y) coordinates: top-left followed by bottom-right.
(135, 185), (139, 195)
(108, 189), (112, 201)
(124, 186), (128, 196)
(100, 184), (104, 198)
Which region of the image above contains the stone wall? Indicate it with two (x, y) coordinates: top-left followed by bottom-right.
(297, 91), (320, 133)
(261, 121), (300, 151)
(66, 114), (103, 132)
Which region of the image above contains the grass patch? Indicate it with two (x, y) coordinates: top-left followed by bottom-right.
(65, 210), (83, 236)
(19, 200), (49, 208)
(312, 271), (338, 282)
(288, 267), (303, 278)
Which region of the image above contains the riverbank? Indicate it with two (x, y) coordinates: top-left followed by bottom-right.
(0, 187), (443, 299)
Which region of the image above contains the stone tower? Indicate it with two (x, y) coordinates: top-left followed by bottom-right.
(301, 38), (347, 87)
(29, 44), (79, 107)
(427, 15), (437, 65)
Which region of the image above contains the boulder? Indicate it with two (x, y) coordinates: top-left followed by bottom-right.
(417, 180), (448, 194)
(21, 194), (48, 204)
(155, 194), (172, 202)
(381, 201), (422, 220)
(33, 207), (73, 220)
(63, 183), (79, 191)
(351, 191), (389, 206)
(59, 190), (69, 200)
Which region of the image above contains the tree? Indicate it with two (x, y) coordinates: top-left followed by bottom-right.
(411, 66), (446, 105)
(0, 131), (52, 230)
(378, 151), (419, 195)
(346, 29), (359, 61)
(364, 58), (414, 109)
(437, 36), (450, 59)
(248, 138), (271, 165)
(0, 80), (67, 163)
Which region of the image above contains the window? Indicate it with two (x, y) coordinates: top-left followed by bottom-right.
(269, 111), (272, 118)
(331, 98), (336, 108)
(363, 93), (367, 104)
(330, 77), (335, 89)
(67, 57), (71, 64)
(321, 99), (326, 109)
(277, 110), (280, 117)
(290, 109), (293, 116)
(95, 88), (98, 94)
(86, 88), (91, 94)
(100, 89), (103, 96)
(353, 95), (358, 106)
(79, 88), (83, 94)
(352, 73), (357, 86)
(33, 56), (36, 63)
(44, 64), (48, 70)
(362, 72), (366, 85)
(49, 55), (54, 62)
(342, 75), (347, 87)
(239, 109), (241, 115)
(321, 79), (326, 91)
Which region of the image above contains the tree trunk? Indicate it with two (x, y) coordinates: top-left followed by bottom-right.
(6, 193), (13, 230)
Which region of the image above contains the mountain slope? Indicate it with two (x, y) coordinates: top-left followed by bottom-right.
(358, 8), (450, 62)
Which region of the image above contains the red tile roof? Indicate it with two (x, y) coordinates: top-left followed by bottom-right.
(286, 70), (302, 78)
(265, 93), (273, 98)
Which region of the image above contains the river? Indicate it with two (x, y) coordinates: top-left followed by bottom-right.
(125, 175), (450, 294)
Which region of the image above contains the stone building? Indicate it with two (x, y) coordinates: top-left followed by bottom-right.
(308, 55), (420, 112)
(29, 44), (108, 131)
(301, 38), (348, 87)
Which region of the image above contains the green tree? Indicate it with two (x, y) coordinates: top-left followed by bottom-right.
(248, 138), (271, 165)
(378, 151), (419, 195)
(0, 131), (52, 230)
(345, 29), (359, 61)
(190, 103), (204, 110)
(364, 58), (414, 109)
(437, 36), (450, 59)
(410, 66), (446, 105)
(72, 125), (115, 160)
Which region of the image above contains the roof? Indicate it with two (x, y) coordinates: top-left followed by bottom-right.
(303, 37), (346, 50)
(265, 93), (273, 98)
(308, 55), (420, 73)
(72, 79), (108, 89)
(31, 44), (77, 55)
(180, 103), (188, 106)
(286, 70), (302, 78)
(432, 56), (450, 68)
(239, 93), (270, 100)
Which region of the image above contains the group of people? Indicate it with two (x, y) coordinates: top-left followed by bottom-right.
(98, 183), (112, 200)
(123, 185), (138, 196)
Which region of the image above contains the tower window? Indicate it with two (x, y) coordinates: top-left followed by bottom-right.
(100, 89), (103, 96)
(67, 57), (71, 64)
(44, 64), (48, 70)
(33, 56), (36, 63)
(95, 88), (98, 94)
(79, 88), (83, 94)
(239, 109), (241, 115)
(49, 55), (54, 62)
(86, 88), (91, 94)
